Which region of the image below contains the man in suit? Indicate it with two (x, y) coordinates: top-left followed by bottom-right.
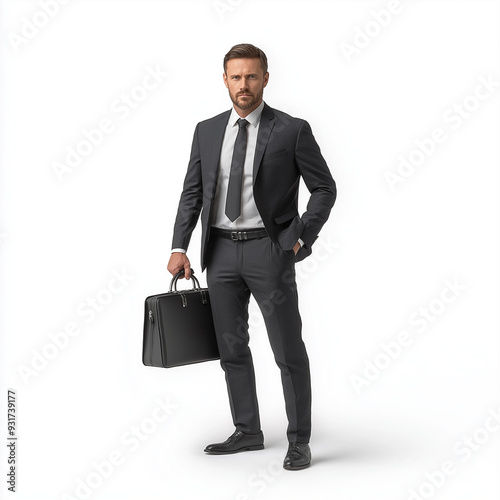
(167, 43), (336, 470)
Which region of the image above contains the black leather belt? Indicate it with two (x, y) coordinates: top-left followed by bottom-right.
(211, 227), (268, 241)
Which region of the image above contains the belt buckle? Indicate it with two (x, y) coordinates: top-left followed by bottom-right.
(230, 231), (247, 241)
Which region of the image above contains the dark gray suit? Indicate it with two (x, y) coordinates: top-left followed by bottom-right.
(172, 103), (336, 443)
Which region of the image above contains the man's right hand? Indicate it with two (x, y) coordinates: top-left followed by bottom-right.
(167, 252), (192, 280)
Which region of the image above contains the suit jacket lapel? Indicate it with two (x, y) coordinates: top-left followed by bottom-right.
(207, 110), (231, 198)
(253, 103), (275, 180)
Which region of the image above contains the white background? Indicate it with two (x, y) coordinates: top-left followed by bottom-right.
(1, 1), (499, 499)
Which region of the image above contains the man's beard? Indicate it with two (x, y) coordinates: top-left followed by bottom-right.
(229, 89), (263, 110)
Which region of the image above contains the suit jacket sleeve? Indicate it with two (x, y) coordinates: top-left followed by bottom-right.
(171, 124), (203, 251)
(295, 119), (337, 248)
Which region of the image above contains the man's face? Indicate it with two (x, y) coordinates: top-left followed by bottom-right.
(223, 58), (269, 115)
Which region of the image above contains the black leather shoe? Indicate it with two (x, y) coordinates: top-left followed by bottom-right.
(283, 442), (311, 470)
(204, 430), (264, 454)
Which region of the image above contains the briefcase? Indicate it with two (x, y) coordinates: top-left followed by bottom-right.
(142, 270), (220, 368)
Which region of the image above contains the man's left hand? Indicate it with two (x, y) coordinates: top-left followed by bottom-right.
(293, 241), (301, 255)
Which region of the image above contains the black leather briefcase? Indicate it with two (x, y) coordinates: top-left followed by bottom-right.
(142, 270), (219, 368)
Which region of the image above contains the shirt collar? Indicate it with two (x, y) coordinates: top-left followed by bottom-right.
(229, 100), (265, 128)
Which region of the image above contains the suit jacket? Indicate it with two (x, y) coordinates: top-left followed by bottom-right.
(172, 103), (336, 270)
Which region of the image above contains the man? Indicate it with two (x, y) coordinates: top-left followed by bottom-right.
(167, 43), (336, 470)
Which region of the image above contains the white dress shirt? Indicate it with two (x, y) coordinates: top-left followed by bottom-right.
(210, 100), (266, 230)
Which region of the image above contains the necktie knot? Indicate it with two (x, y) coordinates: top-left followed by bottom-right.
(237, 118), (249, 129)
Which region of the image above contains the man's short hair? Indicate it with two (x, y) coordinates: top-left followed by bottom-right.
(223, 43), (268, 74)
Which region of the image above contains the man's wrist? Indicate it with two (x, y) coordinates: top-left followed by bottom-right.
(171, 248), (186, 254)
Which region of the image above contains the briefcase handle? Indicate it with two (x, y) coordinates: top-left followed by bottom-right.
(169, 269), (202, 292)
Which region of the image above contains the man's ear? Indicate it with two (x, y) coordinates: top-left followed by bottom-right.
(263, 72), (269, 88)
(223, 72), (228, 88)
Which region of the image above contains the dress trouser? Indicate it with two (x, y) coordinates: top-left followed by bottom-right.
(206, 233), (311, 444)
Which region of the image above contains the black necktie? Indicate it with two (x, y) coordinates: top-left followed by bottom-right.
(225, 118), (249, 222)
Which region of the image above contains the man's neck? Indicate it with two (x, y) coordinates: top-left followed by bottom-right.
(233, 99), (263, 118)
